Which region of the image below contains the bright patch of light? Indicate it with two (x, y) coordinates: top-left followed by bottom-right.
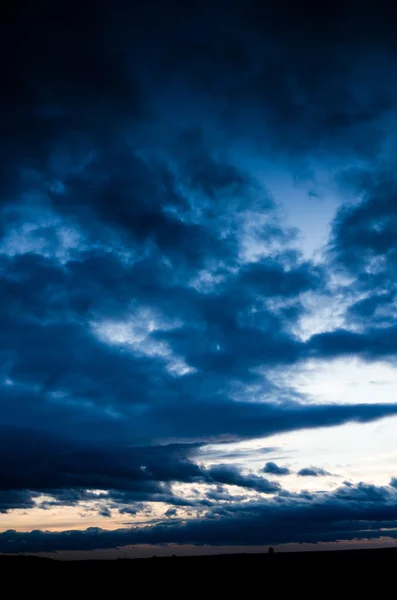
(276, 357), (397, 405)
(265, 416), (397, 489)
(295, 286), (358, 341)
(0, 214), (84, 263)
(91, 311), (196, 377)
(201, 416), (397, 492)
(238, 211), (292, 263)
(188, 267), (229, 293)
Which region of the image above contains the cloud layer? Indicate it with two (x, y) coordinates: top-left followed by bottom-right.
(3, 480), (397, 553)
(2, 0), (397, 553)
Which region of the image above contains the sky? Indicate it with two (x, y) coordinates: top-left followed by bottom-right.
(2, 0), (397, 558)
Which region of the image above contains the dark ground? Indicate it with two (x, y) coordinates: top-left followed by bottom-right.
(1, 548), (396, 593)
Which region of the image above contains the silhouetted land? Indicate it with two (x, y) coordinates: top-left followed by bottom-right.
(1, 547), (396, 592)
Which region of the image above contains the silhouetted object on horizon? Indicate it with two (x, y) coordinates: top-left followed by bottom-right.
(268, 547), (275, 554)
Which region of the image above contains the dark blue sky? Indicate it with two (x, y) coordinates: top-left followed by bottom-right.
(2, 0), (397, 556)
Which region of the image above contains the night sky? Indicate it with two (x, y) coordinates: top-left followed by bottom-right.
(2, 0), (397, 557)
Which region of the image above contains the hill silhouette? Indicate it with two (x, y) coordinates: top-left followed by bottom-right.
(1, 547), (395, 593)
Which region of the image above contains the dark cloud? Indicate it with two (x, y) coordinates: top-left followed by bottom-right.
(331, 174), (397, 274)
(0, 491), (37, 514)
(0, 1), (147, 206)
(327, 169), (397, 329)
(206, 465), (281, 494)
(205, 486), (248, 503)
(0, 428), (205, 497)
(297, 467), (331, 477)
(238, 259), (323, 299)
(308, 326), (397, 361)
(333, 481), (390, 502)
(262, 463), (291, 476)
(118, 503), (150, 516)
(2, 0), (396, 218)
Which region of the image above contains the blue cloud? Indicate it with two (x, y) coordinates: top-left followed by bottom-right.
(262, 463), (291, 476)
(297, 467), (331, 477)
